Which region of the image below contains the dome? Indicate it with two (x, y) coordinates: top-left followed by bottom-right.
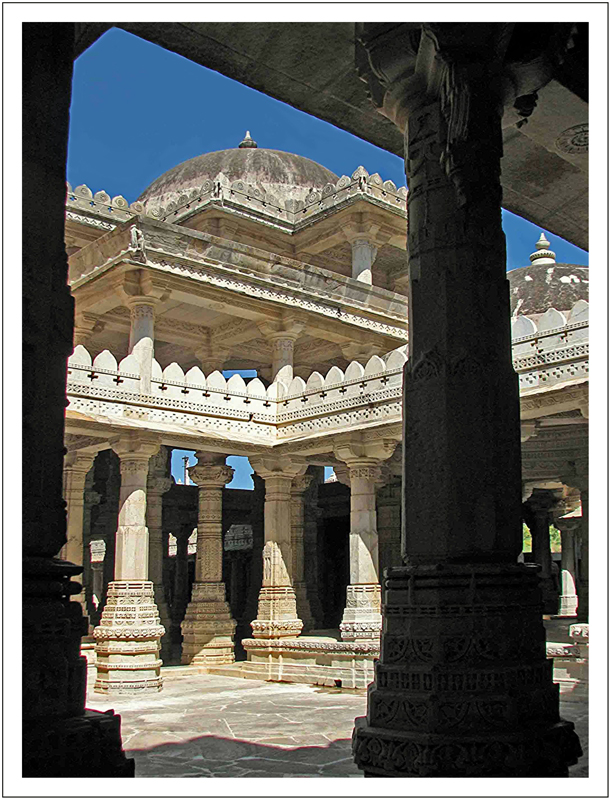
(138, 134), (339, 212)
(508, 233), (588, 315)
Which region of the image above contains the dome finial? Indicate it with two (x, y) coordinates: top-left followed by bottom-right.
(238, 131), (257, 149)
(530, 232), (556, 265)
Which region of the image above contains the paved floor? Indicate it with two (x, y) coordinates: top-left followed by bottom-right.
(85, 668), (588, 778)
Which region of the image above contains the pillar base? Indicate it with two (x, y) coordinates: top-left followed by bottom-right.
(181, 582), (236, 665)
(340, 584), (382, 641)
(353, 563), (582, 777)
(558, 594), (579, 617)
(251, 586), (303, 639)
(93, 581), (164, 694)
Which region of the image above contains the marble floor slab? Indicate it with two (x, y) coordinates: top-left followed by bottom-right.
(85, 668), (588, 778)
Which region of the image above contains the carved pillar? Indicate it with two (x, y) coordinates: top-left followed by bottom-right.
(351, 239), (378, 284)
(60, 452), (96, 609)
(523, 490), (560, 615)
(93, 437), (164, 694)
(258, 318), (305, 382)
(146, 472), (173, 663)
(304, 471), (325, 628)
(576, 488), (589, 620)
(376, 480), (402, 576)
(290, 474), (315, 631)
(338, 460), (383, 641)
(181, 455), (236, 666)
(126, 299), (156, 394)
(556, 519), (579, 617)
(352, 24), (581, 776)
(249, 458), (305, 638)
(237, 474), (265, 650)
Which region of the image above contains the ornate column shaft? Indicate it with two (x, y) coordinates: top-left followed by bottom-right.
(556, 521), (579, 617)
(303, 473), (325, 628)
(181, 454), (235, 666)
(93, 437), (164, 694)
(351, 239), (378, 284)
(377, 481), (402, 576)
(249, 458), (305, 638)
(338, 460), (383, 641)
(60, 452), (96, 608)
(146, 473), (173, 662)
(352, 24), (581, 777)
(290, 474), (315, 631)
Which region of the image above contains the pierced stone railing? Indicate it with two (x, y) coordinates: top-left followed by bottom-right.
(66, 301), (588, 445)
(511, 300), (589, 390)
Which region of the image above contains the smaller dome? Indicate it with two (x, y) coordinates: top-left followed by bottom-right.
(509, 235), (588, 315)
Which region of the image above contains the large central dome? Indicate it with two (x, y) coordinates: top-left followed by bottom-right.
(138, 133), (339, 212)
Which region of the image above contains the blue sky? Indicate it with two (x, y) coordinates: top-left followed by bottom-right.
(68, 28), (589, 489)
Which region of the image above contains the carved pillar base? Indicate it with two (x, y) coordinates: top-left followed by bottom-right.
(340, 583), (382, 641)
(559, 593), (579, 617)
(181, 582), (236, 665)
(23, 557), (134, 777)
(93, 581), (164, 694)
(353, 564), (582, 777)
(251, 584), (303, 639)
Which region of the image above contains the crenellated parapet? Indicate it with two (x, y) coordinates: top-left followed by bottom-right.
(511, 299), (589, 391)
(65, 299), (588, 450)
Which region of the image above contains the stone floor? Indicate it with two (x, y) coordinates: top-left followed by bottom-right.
(85, 668), (588, 778)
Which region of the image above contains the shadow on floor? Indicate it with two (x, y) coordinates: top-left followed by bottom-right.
(127, 734), (359, 778)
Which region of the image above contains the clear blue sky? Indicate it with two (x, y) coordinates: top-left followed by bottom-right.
(68, 28), (589, 488)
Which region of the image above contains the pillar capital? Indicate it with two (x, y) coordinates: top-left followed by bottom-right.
(146, 476), (173, 497)
(189, 463), (234, 489)
(290, 474), (314, 496)
(250, 456), (306, 483)
(339, 342), (383, 362)
(64, 451), (96, 474)
(333, 436), (398, 466)
(73, 312), (103, 346)
(110, 435), (160, 464)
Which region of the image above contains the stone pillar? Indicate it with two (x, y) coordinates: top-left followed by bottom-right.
(93, 437), (165, 694)
(60, 452), (96, 608)
(336, 458), (383, 641)
(126, 299), (156, 394)
(556, 520), (579, 617)
(304, 472), (325, 628)
(181, 455), (236, 666)
(170, 524), (192, 657)
(376, 480), (402, 576)
(352, 24), (581, 776)
(290, 474), (315, 631)
(577, 489), (588, 621)
(523, 490), (560, 615)
(146, 474), (173, 662)
(258, 319), (305, 382)
(249, 458), (305, 638)
(351, 239), (378, 284)
(237, 474), (265, 651)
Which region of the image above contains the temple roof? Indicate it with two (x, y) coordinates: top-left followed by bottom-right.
(138, 134), (339, 211)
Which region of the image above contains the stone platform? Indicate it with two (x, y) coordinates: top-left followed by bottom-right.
(238, 631), (378, 688)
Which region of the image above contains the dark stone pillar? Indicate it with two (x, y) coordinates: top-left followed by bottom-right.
(22, 23), (133, 777)
(352, 23), (581, 777)
(523, 490), (561, 615)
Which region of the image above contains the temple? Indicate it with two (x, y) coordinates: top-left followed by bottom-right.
(23, 21), (589, 778)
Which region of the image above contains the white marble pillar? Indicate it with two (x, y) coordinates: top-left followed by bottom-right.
(146, 474), (173, 661)
(61, 452), (96, 607)
(93, 437), (165, 694)
(338, 460), (382, 641)
(126, 298), (156, 394)
(351, 239), (378, 284)
(557, 521), (579, 617)
(290, 474), (315, 631)
(250, 458), (305, 638)
(181, 455), (235, 665)
(577, 488), (588, 621)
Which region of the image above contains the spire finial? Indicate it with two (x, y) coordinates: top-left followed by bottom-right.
(238, 131), (257, 149)
(530, 232), (556, 265)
